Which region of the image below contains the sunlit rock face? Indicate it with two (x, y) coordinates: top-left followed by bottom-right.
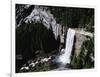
(73, 29), (93, 57)
(74, 32), (87, 57)
(16, 5), (62, 39)
(70, 29), (94, 69)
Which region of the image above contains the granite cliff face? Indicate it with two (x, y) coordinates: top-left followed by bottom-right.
(70, 29), (94, 69)
(16, 5), (62, 40)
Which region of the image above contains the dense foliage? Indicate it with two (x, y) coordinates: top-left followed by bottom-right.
(16, 22), (60, 72)
(49, 6), (94, 32)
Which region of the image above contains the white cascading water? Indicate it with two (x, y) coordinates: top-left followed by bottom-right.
(57, 28), (75, 68)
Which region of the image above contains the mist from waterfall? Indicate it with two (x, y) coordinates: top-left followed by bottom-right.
(57, 28), (75, 68)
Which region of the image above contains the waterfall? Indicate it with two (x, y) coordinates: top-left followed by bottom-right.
(57, 28), (75, 68)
